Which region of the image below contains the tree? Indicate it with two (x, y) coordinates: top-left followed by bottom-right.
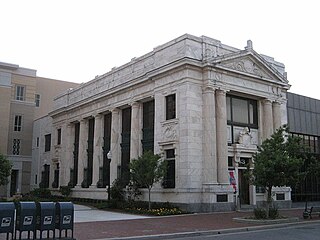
(249, 125), (307, 217)
(129, 151), (167, 210)
(0, 153), (12, 186)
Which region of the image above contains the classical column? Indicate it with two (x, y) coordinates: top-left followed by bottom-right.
(273, 101), (282, 131)
(202, 87), (217, 184)
(130, 102), (141, 160)
(110, 109), (120, 184)
(60, 123), (73, 186)
(216, 89), (229, 184)
(262, 99), (273, 139)
(76, 119), (88, 188)
(91, 114), (103, 187)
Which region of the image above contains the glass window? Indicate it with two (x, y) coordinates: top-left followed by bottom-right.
(36, 137), (39, 147)
(57, 129), (61, 145)
(13, 139), (21, 155)
(15, 85), (25, 101)
(163, 149), (175, 188)
(227, 95), (258, 128)
(35, 94), (40, 107)
(45, 134), (51, 152)
(14, 115), (22, 131)
(232, 98), (249, 124)
(166, 94), (176, 120)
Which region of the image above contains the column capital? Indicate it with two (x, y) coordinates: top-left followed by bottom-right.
(111, 108), (120, 114)
(262, 98), (272, 105)
(215, 88), (227, 96)
(130, 101), (140, 108)
(203, 86), (216, 94)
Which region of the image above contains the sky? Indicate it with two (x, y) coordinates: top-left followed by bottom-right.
(1, 0), (319, 99)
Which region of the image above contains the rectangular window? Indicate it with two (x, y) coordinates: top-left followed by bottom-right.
(13, 139), (21, 155)
(35, 94), (40, 107)
(14, 115), (22, 131)
(36, 137), (39, 147)
(15, 85), (25, 101)
(163, 149), (175, 188)
(166, 94), (176, 120)
(57, 128), (61, 145)
(217, 194), (228, 202)
(227, 95), (258, 128)
(45, 134), (51, 152)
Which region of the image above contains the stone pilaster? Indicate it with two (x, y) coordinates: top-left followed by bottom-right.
(60, 123), (73, 186)
(110, 109), (120, 184)
(76, 119), (88, 188)
(215, 89), (229, 184)
(262, 99), (273, 139)
(202, 87), (217, 184)
(130, 102), (141, 160)
(91, 114), (103, 187)
(272, 101), (282, 131)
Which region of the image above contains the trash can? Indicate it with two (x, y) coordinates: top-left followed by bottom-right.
(36, 202), (55, 240)
(0, 202), (15, 240)
(55, 202), (74, 239)
(15, 201), (37, 240)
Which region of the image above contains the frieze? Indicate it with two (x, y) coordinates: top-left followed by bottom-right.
(161, 120), (178, 142)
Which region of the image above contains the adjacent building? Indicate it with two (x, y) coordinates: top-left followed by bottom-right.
(0, 61), (79, 198)
(49, 34), (291, 212)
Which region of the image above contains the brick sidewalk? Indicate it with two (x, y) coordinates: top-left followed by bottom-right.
(73, 208), (309, 240)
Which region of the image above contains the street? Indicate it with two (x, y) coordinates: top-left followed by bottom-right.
(168, 223), (320, 240)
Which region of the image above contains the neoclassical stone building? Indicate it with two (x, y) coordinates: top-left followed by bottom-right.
(49, 34), (290, 212)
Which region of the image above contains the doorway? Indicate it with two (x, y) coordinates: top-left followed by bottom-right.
(238, 169), (250, 205)
(10, 170), (18, 196)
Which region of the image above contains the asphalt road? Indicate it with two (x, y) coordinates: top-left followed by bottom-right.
(169, 223), (320, 240)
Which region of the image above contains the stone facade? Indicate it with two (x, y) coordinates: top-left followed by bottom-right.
(50, 34), (290, 212)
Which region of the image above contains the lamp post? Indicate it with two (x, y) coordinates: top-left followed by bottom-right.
(107, 151), (112, 201)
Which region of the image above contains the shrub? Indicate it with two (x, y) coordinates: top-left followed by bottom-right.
(268, 207), (279, 219)
(60, 185), (72, 197)
(29, 188), (52, 198)
(110, 178), (125, 201)
(254, 208), (267, 219)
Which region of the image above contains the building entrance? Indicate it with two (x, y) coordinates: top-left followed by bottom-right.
(238, 169), (250, 205)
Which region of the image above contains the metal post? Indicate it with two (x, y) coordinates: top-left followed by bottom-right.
(107, 151), (112, 201)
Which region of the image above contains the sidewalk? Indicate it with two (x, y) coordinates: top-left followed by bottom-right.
(73, 208), (315, 240)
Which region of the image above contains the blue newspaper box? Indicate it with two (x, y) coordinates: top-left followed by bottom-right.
(0, 202), (15, 240)
(15, 201), (37, 239)
(55, 202), (74, 239)
(36, 202), (55, 240)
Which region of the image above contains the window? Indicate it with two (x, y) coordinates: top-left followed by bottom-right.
(13, 139), (21, 155)
(162, 149), (175, 188)
(36, 137), (39, 147)
(15, 85), (25, 101)
(45, 134), (51, 152)
(227, 95), (258, 128)
(35, 94), (40, 107)
(166, 94), (176, 120)
(14, 115), (22, 131)
(57, 128), (61, 145)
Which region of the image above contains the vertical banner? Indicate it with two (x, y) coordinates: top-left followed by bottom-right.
(229, 170), (237, 193)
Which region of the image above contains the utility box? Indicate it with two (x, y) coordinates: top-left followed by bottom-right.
(36, 202), (56, 240)
(15, 201), (37, 240)
(55, 202), (74, 239)
(0, 202), (15, 240)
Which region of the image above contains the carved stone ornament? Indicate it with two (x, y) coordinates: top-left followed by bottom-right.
(222, 58), (270, 79)
(163, 124), (177, 141)
(238, 127), (253, 146)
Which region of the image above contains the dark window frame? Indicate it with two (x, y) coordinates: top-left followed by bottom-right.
(166, 94), (176, 120)
(14, 115), (22, 131)
(45, 134), (51, 152)
(15, 85), (25, 101)
(163, 149), (175, 189)
(57, 128), (61, 145)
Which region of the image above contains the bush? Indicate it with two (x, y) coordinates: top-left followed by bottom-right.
(110, 178), (125, 201)
(254, 208), (267, 219)
(60, 186), (72, 197)
(29, 188), (52, 198)
(268, 207), (279, 219)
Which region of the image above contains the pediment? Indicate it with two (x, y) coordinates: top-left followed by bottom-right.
(212, 50), (287, 84)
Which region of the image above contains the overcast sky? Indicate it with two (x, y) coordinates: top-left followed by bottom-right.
(1, 0), (319, 99)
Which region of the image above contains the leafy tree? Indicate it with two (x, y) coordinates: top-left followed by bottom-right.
(0, 153), (12, 186)
(129, 151), (167, 210)
(248, 125), (307, 218)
